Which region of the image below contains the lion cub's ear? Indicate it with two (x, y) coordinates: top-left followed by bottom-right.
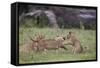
(63, 37), (66, 40)
(69, 31), (72, 34)
(69, 31), (75, 36)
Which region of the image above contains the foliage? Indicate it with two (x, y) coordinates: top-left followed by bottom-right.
(80, 21), (85, 30)
(19, 4), (96, 30)
(19, 18), (96, 30)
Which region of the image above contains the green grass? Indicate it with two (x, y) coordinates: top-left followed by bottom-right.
(19, 27), (96, 64)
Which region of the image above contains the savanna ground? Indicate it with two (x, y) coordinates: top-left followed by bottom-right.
(19, 27), (96, 64)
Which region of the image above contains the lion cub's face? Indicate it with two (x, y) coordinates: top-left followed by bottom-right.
(34, 34), (45, 41)
(67, 31), (75, 40)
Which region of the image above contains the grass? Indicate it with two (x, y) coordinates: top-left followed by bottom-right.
(19, 27), (96, 64)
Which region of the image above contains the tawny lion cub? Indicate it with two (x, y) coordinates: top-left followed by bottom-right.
(31, 34), (67, 52)
(66, 31), (83, 54)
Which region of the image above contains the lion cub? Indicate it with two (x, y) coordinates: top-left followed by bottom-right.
(66, 31), (83, 54)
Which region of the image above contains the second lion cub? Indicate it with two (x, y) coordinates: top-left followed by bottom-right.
(66, 31), (83, 54)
